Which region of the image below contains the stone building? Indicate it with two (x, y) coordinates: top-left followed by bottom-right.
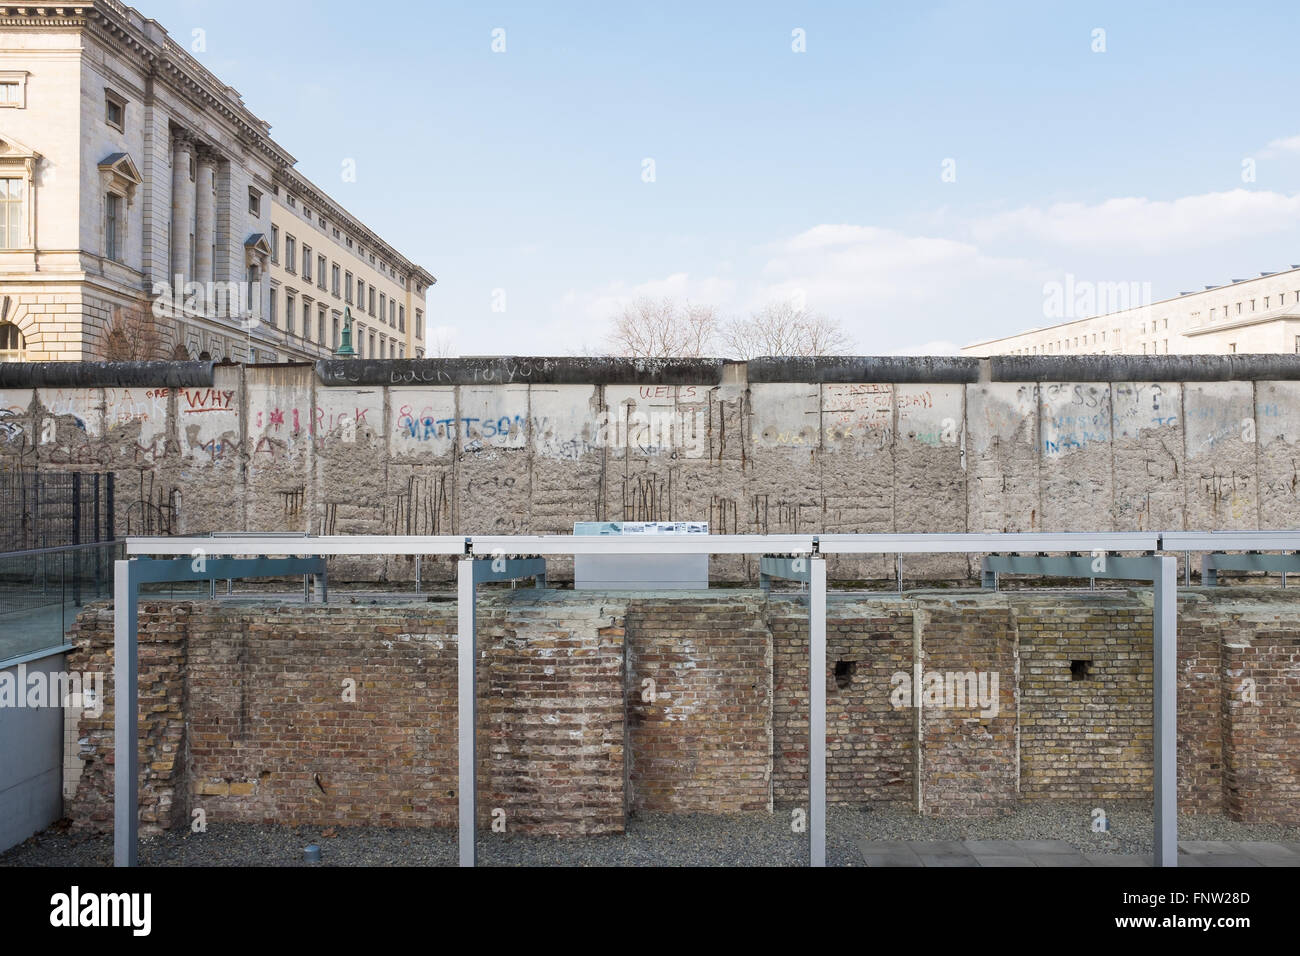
(0, 0), (433, 363)
(964, 264), (1300, 357)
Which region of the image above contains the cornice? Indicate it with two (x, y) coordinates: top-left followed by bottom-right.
(17, 1), (298, 170)
(274, 167), (437, 291)
(0, 5), (93, 30)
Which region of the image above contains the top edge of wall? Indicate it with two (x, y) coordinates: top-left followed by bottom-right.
(746, 356), (981, 383)
(316, 357), (730, 386)
(988, 354), (1300, 382)
(0, 361), (215, 389)
(8, 354), (1300, 388)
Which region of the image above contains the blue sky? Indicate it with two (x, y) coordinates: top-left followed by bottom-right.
(149, 0), (1300, 355)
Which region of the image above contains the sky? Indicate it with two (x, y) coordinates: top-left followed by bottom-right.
(146, 0), (1300, 356)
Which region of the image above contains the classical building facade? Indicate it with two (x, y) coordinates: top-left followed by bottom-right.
(269, 168), (432, 361)
(963, 264), (1300, 357)
(0, 0), (433, 363)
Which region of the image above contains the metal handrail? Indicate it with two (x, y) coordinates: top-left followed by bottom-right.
(0, 540), (122, 560)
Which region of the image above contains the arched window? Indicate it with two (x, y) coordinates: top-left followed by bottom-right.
(0, 321), (24, 361)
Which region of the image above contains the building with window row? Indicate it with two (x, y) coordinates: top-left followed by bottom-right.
(962, 265), (1300, 358)
(0, 0), (434, 363)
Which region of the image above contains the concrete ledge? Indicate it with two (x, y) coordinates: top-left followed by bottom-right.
(7, 354), (1300, 387)
(0, 360), (214, 388)
(315, 356), (728, 387)
(990, 353), (1300, 381)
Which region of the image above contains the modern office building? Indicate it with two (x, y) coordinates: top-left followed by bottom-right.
(963, 265), (1300, 357)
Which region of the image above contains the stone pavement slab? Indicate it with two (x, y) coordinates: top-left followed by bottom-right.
(859, 839), (1298, 867)
(1234, 842), (1300, 866)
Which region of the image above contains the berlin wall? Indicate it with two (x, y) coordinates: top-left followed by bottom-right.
(3, 354), (1300, 582)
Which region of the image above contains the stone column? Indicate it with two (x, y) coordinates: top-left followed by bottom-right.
(169, 132), (196, 294)
(194, 146), (218, 303)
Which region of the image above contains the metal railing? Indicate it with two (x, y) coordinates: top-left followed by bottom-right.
(0, 540), (124, 665)
(0, 470), (114, 553)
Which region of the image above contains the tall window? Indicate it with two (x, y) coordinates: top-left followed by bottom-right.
(345, 272), (353, 304)
(379, 293), (386, 323)
(269, 289), (278, 328)
(398, 306), (405, 332)
(356, 279), (365, 308)
(104, 192), (122, 261)
(285, 235), (296, 273)
(332, 314), (339, 350)
(331, 264), (340, 297)
(285, 292), (295, 334)
(0, 177), (23, 249)
(368, 287), (375, 316)
(389, 299), (395, 326)
(317, 255), (326, 290)
(270, 224), (279, 263)
(0, 321), (24, 361)
(303, 245), (312, 281)
(302, 300), (310, 338)
(415, 309), (423, 339)
(318, 306), (326, 345)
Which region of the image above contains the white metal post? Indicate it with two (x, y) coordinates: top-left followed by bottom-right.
(457, 558), (476, 867)
(113, 559), (138, 867)
(1153, 555), (1178, 866)
(809, 557), (827, 867)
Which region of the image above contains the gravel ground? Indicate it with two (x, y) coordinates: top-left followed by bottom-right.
(5, 802), (1299, 867)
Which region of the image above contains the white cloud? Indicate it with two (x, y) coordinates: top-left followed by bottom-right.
(1261, 135), (1300, 158)
(970, 189), (1300, 252)
(560, 272), (740, 326)
(756, 223), (1033, 321)
(550, 224), (1036, 355)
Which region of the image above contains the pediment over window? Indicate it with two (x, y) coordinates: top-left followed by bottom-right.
(98, 151), (142, 204)
(0, 132), (37, 159)
(244, 233), (272, 259)
(0, 132), (37, 177)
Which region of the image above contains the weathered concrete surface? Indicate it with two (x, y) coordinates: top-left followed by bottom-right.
(8, 357), (1300, 582)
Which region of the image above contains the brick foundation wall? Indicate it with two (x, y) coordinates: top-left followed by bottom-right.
(67, 603), (189, 832)
(477, 602), (627, 835)
(917, 602), (1018, 816)
(183, 604), (460, 828)
(69, 597), (628, 836)
(625, 598), (771, 813)
(67, 588), (1300, 836)
(772, 605), (916, 808)
(1210, 595), (1300, 823)
(1017, 597), (1154, 801)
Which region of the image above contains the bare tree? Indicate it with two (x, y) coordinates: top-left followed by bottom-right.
(427, 327), (457, 358)
(605, 297), (719, 358)
(102, 304), (167, 362)
(718, 302), (853, 359)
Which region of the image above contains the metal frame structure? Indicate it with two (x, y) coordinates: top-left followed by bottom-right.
(112, 553), (328, 866)
(1198, 551), (1300, 586)
(109, 527), (1299, 869)
(457, 556), (547, 867)
(759, 555), (827, 865)
(981, 551), (1179, 867)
